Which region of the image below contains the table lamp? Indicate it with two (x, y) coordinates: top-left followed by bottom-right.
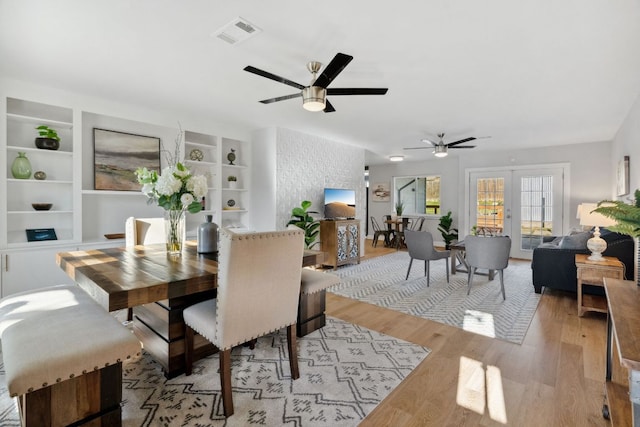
(578, 203), (617, 261)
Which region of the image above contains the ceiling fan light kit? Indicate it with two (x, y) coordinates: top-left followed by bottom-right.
(433, 145), (448, 157)
(302, 86), (326, 111)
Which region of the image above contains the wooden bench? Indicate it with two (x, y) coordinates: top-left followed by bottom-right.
(0, 285), (141, 426)
(297, 269), (340, 337)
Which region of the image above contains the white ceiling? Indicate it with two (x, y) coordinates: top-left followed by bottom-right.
(2, 1), (640, 165)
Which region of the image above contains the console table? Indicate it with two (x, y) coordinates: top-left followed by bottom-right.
(603, 277), (640, 426)
(320, 219), (360, 269)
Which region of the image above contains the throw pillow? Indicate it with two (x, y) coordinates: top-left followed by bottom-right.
(559, 231), (592, 250)
(537, 242), (560, 249)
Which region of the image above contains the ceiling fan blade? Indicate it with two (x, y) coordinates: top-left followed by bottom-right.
(323, 99), (336, 113)
(403, 147), (432, 150)
(447, 137), (476, 147)
(312, 53), (353, 88)
(420, 138), (438, 147)
(449, 145), (476, 149)
(259, 93), (302, 104)
(244, 66), (305, 90)
(327, 88), (388, 96)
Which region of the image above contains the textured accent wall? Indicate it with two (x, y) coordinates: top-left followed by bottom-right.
(275, 128), (365, 251)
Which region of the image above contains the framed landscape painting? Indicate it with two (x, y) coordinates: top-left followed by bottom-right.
(94, 128), (161, 191)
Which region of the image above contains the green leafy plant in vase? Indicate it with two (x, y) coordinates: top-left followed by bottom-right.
(287, 200), (320, 249)
(438, 211), (459, 249)
(395, 201), (404, 216)
(35, 125), (60, 150)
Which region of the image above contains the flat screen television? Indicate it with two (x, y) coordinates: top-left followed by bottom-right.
(324, 188), (356, 219)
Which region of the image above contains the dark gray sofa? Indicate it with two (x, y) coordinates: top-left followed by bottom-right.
(531, 229), (635, 294)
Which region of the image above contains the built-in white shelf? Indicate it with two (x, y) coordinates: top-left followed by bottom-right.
(82, 190), (146, 196)
(7, 145), (73, 155)
(8, 179), (73, 185)
(7, 113), (73, 129)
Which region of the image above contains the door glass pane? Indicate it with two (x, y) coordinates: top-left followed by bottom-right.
(476, 178), (504, 234)
(520, 175), (553, 250)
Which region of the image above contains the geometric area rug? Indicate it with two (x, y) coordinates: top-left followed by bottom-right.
(330, 251), (542, 344)
(0, 317), (429, 426)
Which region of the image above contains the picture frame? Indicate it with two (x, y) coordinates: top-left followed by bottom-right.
(94, 128), (161, 191)
(372, 182), (390, 202)
(26, 228), (57, 242)
(617, 155), (630, 197)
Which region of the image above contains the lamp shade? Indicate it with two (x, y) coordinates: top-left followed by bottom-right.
(578, 203), (617, 227)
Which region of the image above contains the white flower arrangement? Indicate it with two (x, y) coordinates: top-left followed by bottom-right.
(135, 127), (208, 214)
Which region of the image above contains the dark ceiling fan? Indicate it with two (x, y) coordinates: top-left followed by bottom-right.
(404, 133), (483, 157)
(243, 53), (388, 113)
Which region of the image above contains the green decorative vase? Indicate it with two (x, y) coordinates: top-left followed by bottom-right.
(11, 152), (32, 179)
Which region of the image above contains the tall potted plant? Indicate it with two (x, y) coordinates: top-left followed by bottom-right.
(438, 211), (459, 249)
(593, 189), (640, 238)
(287, 200), (320, 249)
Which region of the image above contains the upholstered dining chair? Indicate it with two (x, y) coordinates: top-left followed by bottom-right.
(183, 228), (305, 417)
(124, 217), (167, 321)
(125, 217), (167, 247)
(371, 216), (393, 247)
(464, 235), (512, 300)
(404, 230), (450, 285)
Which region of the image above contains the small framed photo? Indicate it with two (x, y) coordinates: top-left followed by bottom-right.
(617, 155), (630, 197)
(94, 128), (161, 191)
(26, 228), (57, 242)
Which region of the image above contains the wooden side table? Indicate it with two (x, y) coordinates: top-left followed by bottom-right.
(575, 254), (624, 317)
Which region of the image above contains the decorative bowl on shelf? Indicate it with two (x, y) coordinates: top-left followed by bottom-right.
(32, 203), (53, 211)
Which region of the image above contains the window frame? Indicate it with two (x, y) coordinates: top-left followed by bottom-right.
(393, 174), (442, 217)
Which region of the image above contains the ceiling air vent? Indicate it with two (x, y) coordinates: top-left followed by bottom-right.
(213, 17), (261, 45)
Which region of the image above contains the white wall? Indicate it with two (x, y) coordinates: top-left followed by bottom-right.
(458, 141), (613, 233)
(250, 127), (278, 231)
(368, 156), (460, 242)
(251, 127), (366, 251)
(367, 140), (614, 244)
(612, 92), (640, 200)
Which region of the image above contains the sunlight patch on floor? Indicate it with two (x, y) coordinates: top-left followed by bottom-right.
(463, 309), (496, 338)
(456, 356), (507, 424)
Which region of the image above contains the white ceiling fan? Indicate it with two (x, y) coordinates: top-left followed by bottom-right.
(404, 133), (488, 157)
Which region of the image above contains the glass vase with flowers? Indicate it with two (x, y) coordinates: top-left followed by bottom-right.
(135, 128), (208, 255)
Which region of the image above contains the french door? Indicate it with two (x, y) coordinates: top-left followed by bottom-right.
(468, 166), (566, 259)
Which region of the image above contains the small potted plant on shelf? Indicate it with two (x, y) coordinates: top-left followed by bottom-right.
(227, 175), (237, 189)
(35, 125), (60, 150)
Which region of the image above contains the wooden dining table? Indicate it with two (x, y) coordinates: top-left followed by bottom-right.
(57, 241), (324, 378)
(385, 217), (410, 248)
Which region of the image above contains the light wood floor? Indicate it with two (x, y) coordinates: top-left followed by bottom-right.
(326, 239), (610, 426)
